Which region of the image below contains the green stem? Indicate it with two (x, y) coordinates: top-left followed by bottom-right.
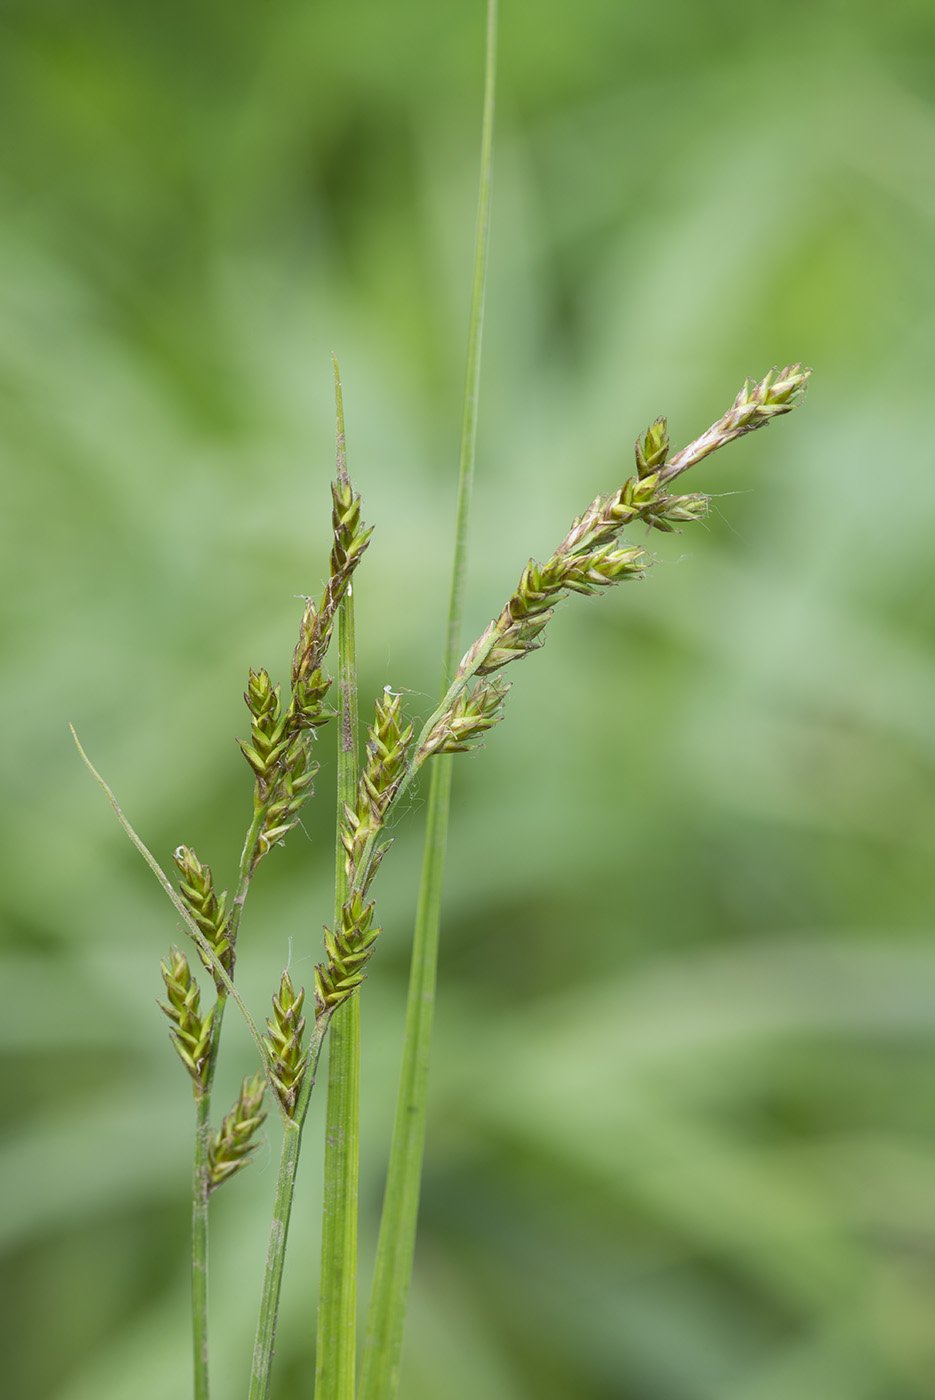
(251, 1122), (301, 1400)
(249, 1016), (330, 1400)
(359, 4), (497, 1395)
(316, 359), (362, 1399)
(189, 806), (264, 1397)
(191, 1067), (216, 1400)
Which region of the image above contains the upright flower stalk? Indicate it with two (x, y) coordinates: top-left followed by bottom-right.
(76, 345), (808, 1397)
(315, 359), (365, 1400)
(360, 1), (498, 1387)
(249, 368), (373, 1400)
(73, 10), (810, 1391)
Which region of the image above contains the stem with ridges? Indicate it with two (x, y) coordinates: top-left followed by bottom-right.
(316, 357), (362, 1399)
(360, 3), (497, 1394)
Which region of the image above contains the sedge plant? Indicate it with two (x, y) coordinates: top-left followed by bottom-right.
(72, 1), (810, 1395)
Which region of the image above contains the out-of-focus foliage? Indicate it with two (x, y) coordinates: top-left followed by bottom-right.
(3, 1), (935, 1396)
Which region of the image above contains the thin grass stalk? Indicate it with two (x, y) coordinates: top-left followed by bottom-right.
(188, 807), (265, 1397)
(360, 2), (497, 1393)
(69, 726), (279, 1096)
(73, 728), (276, 1396)
(192, 1077), (213, 1399)
(247, 362), (366, 1398)
(316, 359), (362, 1399)
(249, 1019), (330, 1400)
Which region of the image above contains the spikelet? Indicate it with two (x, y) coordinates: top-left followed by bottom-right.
(455, 364), (811, 685)
(236, 476), (373, 864)
(315, 892), (380, 1017)
(159, 948), (214, 1090)
(263, 972), (307, 1116)
(208, 1072), (267, 1190)
(340, 691), (413, 879)
(314, 691), (413, 1017)
(173, 845), (232, 985)
(421, 678), (510, 757)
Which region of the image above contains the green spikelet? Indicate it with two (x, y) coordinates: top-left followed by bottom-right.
(635, 416), (669, 478)
(263, 972), (307, 1116)
(208, 1072), (267, 1190)
(159, 948), (214, 1090)
(173, 845), (232, 985)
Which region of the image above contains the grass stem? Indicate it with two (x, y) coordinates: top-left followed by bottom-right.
(360, 3), (497, 1394)
(191, 1079), (214, 1400)
(248, 1119), (301, 1400)
(315, 358), (362, 1399)
(248, 1008), (331, 1397)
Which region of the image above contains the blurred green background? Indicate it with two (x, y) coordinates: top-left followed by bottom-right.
(4, 1), (935, 1396)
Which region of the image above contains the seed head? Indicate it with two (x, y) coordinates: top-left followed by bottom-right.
(659, 363), (811, 482)
(208, 1072), (267, 1190)
(159, 948), (214, 1090)
(263, 971), (307, 1116)
(341, 691), (413, 878)
(238, 670), (291, 795)
(457, 364), (810, 685)
(315, 892), (381, 1018)
(173, 845), (232, 985)
(422, 678), (510, 757)
(286, 479), (373, 735)
(635, 417), (669, 478)
(257, 734), (319, 856)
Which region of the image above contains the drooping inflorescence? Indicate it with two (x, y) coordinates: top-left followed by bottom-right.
(451, 364), (810, 731)
(311, 364), (811, 1022)
(161, 365), (811, 1125)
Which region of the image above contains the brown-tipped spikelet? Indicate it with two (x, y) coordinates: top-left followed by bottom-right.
(286, 476), (373, 734)
(658, 363), (811, 482)
(235, 473), (373, 866)
(477, 545), (647, 675)
(341, 690), (413, 879)
(263, 972), (307, 1116)
(237, 666), (320, 863)
(313, 691), (413, 1020)
(257, 735), (319, 855)
(453, 364), (810, 690)
(208, 1072), (267, 1190)
(159, 948), (214, 1090)
(635, 417), (669, 479)
(289, 597), (333, 733)
(173, 845), (232, 984)
(421, 678), (510, 757)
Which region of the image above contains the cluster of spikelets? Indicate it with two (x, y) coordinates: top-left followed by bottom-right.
(159, 479), (372, 1126)
(452, 364), (809, 717)
(160, 947), (215, 1088)
(159, 362), (810, 1136)
(314, 691), (414, 1018)
(237, 479), (374, 863)
(208, 1072), (267, 1190)
(173, 846), (232, 984)
(264, 973), (308, 1116)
